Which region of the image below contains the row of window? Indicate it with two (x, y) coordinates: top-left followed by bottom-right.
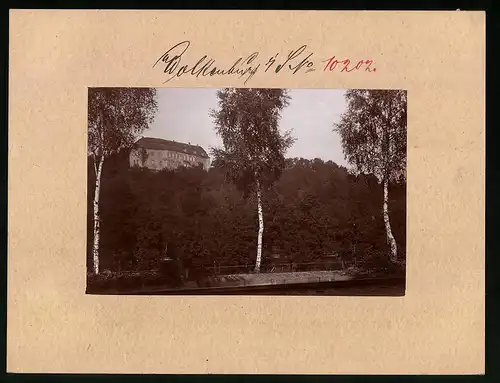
(150, 159), (202, 167)
(149, 150), (198, 162)
(131, 157), (205, 170)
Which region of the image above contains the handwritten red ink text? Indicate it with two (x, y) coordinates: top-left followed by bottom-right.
(323, 56), (376, 73)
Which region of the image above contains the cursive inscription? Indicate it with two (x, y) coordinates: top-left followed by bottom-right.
(264, 45), (315, 74)
(153, 41), (261, 85)
(152, 41), (378, 84)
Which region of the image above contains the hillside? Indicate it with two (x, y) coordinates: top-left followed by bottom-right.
(86, 152), (406, 273)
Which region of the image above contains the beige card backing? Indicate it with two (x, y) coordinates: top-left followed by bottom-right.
(8, 10), (485, 374)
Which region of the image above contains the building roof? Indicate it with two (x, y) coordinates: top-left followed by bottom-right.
(134, 137), (209, 158)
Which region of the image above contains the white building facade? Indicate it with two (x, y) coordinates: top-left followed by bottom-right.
(129, 137), (210, 171)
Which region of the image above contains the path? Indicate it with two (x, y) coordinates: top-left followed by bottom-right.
(218, 270), (353, 287)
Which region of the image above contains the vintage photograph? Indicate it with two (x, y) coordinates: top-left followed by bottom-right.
(86, 87), (407, 296)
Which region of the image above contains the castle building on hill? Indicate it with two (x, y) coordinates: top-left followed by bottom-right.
(129, 137), (210, 171)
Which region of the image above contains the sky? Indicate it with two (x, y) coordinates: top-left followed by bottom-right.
(145, 88), (348, 167)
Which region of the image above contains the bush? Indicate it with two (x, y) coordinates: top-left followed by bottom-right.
(357, 250), (392, 273)
(88, 158), (407, 277)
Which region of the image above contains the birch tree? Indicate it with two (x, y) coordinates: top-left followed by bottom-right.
(334, 90), (407, 262)
(88, 87), (158, 274)
(210, 88), (294, 272)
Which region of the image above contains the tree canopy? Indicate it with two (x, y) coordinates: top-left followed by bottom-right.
(209, 88), (295, 194)
(334, 89), (407, 183)
(88, 87), (158, 160)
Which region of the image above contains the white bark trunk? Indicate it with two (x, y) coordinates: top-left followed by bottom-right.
(383, 178), (398, 262)
(92, 155), (104, 274)
(254, 180), (264, 273)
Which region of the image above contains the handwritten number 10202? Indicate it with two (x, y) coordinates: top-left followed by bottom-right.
(323, 56), (376, 73)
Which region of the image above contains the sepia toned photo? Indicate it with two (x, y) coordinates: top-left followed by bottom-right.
(86, 87), (407, 296)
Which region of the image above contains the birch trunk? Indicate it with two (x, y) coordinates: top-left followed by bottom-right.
(383, 178), (398, 262)
(92, 155), (104, 274)
(254, 179), (264, 273)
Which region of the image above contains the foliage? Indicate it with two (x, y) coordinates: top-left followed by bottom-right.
(88, 87), (158, 161)
(334, 89), (407, 263)
(209, 88), (295, 194)
(88, 87), (158, 274)
(87, 155), (406, 274)
(334, 89), (407, 182)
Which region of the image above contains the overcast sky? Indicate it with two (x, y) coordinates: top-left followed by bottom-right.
(146, 88), (348, 167)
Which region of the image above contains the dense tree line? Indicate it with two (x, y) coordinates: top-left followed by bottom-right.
(86, 151), (406, 275)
